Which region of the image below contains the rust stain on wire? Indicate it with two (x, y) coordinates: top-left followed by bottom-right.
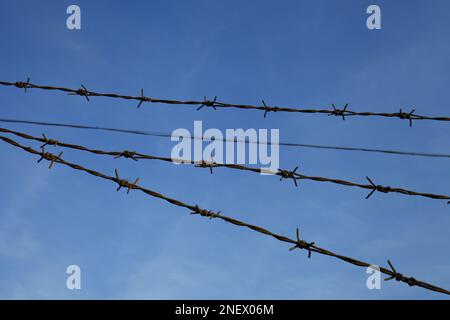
(2, 80), (450, 124)
(0, 134), (448, 296)
(1, 126), (449, 203)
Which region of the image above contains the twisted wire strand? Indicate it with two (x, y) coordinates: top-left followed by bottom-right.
(0, 134), (448, 295)
(1, 126), (449, 203)
(2, 80), (450, 123)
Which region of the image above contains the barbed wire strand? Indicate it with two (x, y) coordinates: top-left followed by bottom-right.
(2, 118), (450, 159)
(0, 134), (448, 296)
(1, 126), (449, 203)
(2, 80), (450, 124)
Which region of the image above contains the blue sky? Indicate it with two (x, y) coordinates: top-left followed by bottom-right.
(0, 0), (449, 299)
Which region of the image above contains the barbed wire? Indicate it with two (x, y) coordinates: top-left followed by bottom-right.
(2, 117), (450, 159)
(1, 126), (449, 203)
(2, 80), (450, 124)
(0, 133), (448, 296)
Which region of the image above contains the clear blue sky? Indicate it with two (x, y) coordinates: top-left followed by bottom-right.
(0, 0), (449, 299)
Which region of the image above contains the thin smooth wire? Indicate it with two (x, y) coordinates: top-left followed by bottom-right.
(1, 117), (449, 159)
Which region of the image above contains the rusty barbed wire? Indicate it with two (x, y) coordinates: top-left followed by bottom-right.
(37, 147), (63, 169)
(1, 80), (450, 124)
(1, 126), (449, 203)
(0, 134), (448, 296)
(279, 166), (301, 187)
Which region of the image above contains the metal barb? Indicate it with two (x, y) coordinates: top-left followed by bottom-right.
(262, 100), (269, 118)
(69, 84), (90, 101)
(114, 169), (139, 193)
(365, 176), (391, 199)
(195, 159), (215, 174)
(40, 133), (59, 148)
(261, 100), (279, 118)
(114, 150), (138, 161)
(37, 147), (63, 169)
(279, 166), (300, 187)
(289, 228), (315, 258)
(197, 96), (218, 111)
(137, 88), (148, 108)
(398, 108), (416, 127)
(190, 205), (221, 219)
(384, 260), (418, 287)
(329, 103), (349, 120)
(15, 77), (30, 93)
